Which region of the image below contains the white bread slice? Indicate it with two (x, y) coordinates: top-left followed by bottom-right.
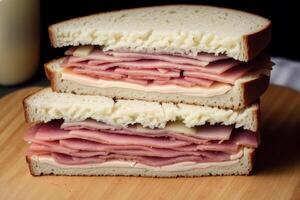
(23, 88), (259, 131)
(26, 148), (254, 177)
(45, 58), (270, 110)
(48, 5), (271, 62)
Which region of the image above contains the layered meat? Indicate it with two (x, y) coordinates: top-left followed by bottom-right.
(24, 120), (258, 167)
(60, 46), (267, 88)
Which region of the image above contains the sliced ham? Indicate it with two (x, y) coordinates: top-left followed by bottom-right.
(231, 130), (259, 148)
(196, 141), (240, 153)
(67, 56), (88, 63)
(114, 68), (180, 78)
(52, 152), (231, 166)
(153, 78), (195, 87)
(29, 143), (108, 157)
(34, 122), (72, 141)
(63, 57), (239, 75)
(105, 51), (209, 66)
(105, 51), (230, 65)
(73, 68), (125, 80)
(127, 75), (170, 81)
(68, 130), (191, 148)
(60, 138), (199, 153)
(123, 78), (149, 86)
(61, 48), (250, 88)
(60, 139), (201, 158)
(183, 77), (214, 87)
(61, 60), (116, 71)
(92, 60), (238, 74)
(61, 120), (231, 142)
(184, 64), (254, 84)
(25, 120), (258, 166)
(29, 140), (78, 154)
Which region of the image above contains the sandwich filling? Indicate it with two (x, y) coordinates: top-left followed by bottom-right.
(24, 119), (258, 167)
(59, 46), (270, 96)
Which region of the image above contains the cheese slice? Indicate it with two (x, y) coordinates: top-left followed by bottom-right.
(73, 45), (94, 57)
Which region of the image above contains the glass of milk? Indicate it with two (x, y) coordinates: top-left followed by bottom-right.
(0, 0), (40, 85)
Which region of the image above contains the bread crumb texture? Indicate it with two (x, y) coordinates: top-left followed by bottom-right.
(25, 88), (258, 131)
(50, 5), (270, 61)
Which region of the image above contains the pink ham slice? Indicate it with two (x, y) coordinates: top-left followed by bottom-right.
(153, 78), (195, 87)
(29, 143), (108, 157)
(114, 68), (180, 78)
(61, 120), (232, 141)
(196, 141), (240, 153)
(183, 77), (214, 87)
(61, 48), (245, 87)
(60, 138), (199, 153)
(61, 59), (243, 87)
(231, 130), (258, 148)
(105, 51), (230, 66)
(25, 120), (258, 166)
(105, 51), (209, 66)
(105, 51), (229, 62)
(61, 59), (117, 71)
(127, 75), (170, 81)
(184, 64), (254, 84)
(34, 122), (72, 141)
(67, 56), (88, 63)
(29, 140), (78, 154)
(52, 151), (231, 166)
(63, 56), (239, 75)
(73, 68), (125, 80)
(60, 139), (201, 158)
(26, 122), (222, 148)
(81, 60), (239, 74)
(123, 78), (149, 86)
(68, 130), (191, 148)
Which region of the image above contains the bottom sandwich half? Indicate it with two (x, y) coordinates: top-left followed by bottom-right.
(23, 88), (259, 177)
(26, 147), (254, 177)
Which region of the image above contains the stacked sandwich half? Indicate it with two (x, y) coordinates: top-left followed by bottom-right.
(23, 5), (272, 177)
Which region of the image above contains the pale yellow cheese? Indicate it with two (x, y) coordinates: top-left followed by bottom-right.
(73, 45), (94, 57)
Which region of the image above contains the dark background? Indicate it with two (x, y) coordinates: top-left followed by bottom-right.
(1, 0), (299, 95)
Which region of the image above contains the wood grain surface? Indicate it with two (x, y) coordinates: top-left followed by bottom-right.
(0, 85), (299, 200)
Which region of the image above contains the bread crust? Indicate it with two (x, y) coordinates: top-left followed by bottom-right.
(22, 88), (44, 124)
(243, 23), (272, 61)
(242, 75), (269, 107)
(44, 59), (269, 110)
(26, 156), (37, 176)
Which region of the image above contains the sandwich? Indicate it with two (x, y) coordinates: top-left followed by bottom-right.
(23, 5), (272, 177)
(24, 88), (259, 177)
(45, 5), (272, 109)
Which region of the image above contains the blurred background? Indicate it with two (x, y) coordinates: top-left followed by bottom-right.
(0, 0), (299, 96)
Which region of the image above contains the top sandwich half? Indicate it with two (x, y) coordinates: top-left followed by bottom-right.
(47, 5), (272, 109)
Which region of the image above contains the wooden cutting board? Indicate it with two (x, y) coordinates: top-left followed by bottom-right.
(0, 85), (299, 200)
